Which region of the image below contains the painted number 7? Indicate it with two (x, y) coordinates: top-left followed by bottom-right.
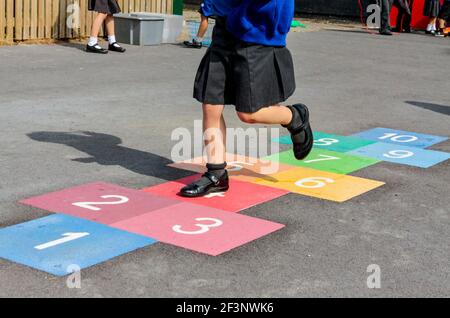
(304, 154), (340, 164)
(172, 218), (223, 235)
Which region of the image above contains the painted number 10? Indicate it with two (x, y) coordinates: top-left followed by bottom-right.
(379, 133), (418, 143)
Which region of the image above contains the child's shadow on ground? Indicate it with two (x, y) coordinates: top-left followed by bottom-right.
(27, 131), (193, 182)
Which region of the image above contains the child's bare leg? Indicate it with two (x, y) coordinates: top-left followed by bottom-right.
(179, 104), (229, 197)
(203, 104), (226, 164)
(236, 105), (292, 125)
(237, 103), (313, 160)
(105, 15), (115, 36)
(90, 13), (108, 37)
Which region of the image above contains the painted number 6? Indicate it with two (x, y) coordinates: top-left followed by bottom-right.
(295, 177), (335, 189)
(172, 218), (223, 235)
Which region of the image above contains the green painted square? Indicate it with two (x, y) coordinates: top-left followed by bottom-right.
(274, 132), (376, 153)
(264, 148), (380, 174)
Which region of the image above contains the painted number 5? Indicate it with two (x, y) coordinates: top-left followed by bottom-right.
(172, 218), (223, 235)
(72, 195), (129, 211)
(295, 177), (335, 189)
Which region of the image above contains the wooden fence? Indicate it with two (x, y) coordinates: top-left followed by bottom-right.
(0, 0), (174, 43)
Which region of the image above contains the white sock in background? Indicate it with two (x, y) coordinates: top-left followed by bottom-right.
(108, 35), (116, 44)
(88, 36), (98, 46)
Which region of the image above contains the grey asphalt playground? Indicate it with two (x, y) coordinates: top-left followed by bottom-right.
(0, 27), (449, 298)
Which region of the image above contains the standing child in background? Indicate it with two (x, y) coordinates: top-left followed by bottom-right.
(86, 0), (126, 54)
(184, 2), (211, 48)
(392, 0), (413, 33)
(435, 0), (450, 36)
(423, 0), (441, 34)
(179, 0), (313, 198)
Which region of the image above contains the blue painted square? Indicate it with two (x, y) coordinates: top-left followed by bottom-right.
(351, 127), (448, 149)
(0, 214), (156, 276)
(348, 142), (450, 168)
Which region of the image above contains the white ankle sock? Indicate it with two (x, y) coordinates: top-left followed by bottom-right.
(108, 35), (116, 45)
(88, 36), (98, 47)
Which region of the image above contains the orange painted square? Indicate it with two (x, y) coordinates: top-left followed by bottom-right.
(253, 167), (385, 202)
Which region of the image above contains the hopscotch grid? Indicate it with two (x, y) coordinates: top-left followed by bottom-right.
(1, 127), (448, 276)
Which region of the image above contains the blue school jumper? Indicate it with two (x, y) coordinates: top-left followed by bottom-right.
(201, 0), (295, 47)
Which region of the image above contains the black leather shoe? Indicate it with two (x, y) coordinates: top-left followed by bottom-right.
(179, 171), (229, 198)
(286, 104), (313, 160)
(108, 42), (126, 53)
(379, 30), (393, 36)
(86, 44), (108, 54)
(183, 39), (203, 48)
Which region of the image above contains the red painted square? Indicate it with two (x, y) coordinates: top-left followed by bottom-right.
(20, 182), (180, 225)
(111, 202), (285, 256)
(142, 174), (288, 213)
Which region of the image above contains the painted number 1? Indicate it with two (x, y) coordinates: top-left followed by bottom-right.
(172, 218), (223, 235)
(34, 232), (90, 250)
(72, 195), (129, 211)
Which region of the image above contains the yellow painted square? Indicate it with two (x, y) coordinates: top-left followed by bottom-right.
(253, 167), (385, 202)
(168, 153), (294, 183)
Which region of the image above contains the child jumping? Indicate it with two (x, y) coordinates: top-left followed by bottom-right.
(86, 0), (126, 54)
(179, 0), (313, 198)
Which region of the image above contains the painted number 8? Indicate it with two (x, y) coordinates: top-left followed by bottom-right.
(314, 138), (339, 146)
(295, 177), (335, 189)
(172, 218), (223, 235)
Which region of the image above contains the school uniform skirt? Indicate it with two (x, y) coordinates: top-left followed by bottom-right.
(88, 0), (121, 15)
(423, 0), (440, 17)
(193, 18), (296, 114)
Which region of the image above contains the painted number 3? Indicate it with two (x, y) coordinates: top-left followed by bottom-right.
(172, 218), (223, 235)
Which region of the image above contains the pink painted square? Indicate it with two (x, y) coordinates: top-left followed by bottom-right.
(20, 182), (180, 225)
(142, 174), (288, 213)
(111, 202), (285, 256)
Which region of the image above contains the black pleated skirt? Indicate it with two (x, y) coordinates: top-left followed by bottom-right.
(423, 0), (440, 17)
(193, 18), (296, 114)
(88, 0), (121, 15)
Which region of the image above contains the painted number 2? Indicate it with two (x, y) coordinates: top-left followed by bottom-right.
(379, 133), (418, 143)
(72, 195), (129, 211)
(172, 218), (223, 235)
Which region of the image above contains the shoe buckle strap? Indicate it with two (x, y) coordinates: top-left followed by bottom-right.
(203, 172), (220, 185)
